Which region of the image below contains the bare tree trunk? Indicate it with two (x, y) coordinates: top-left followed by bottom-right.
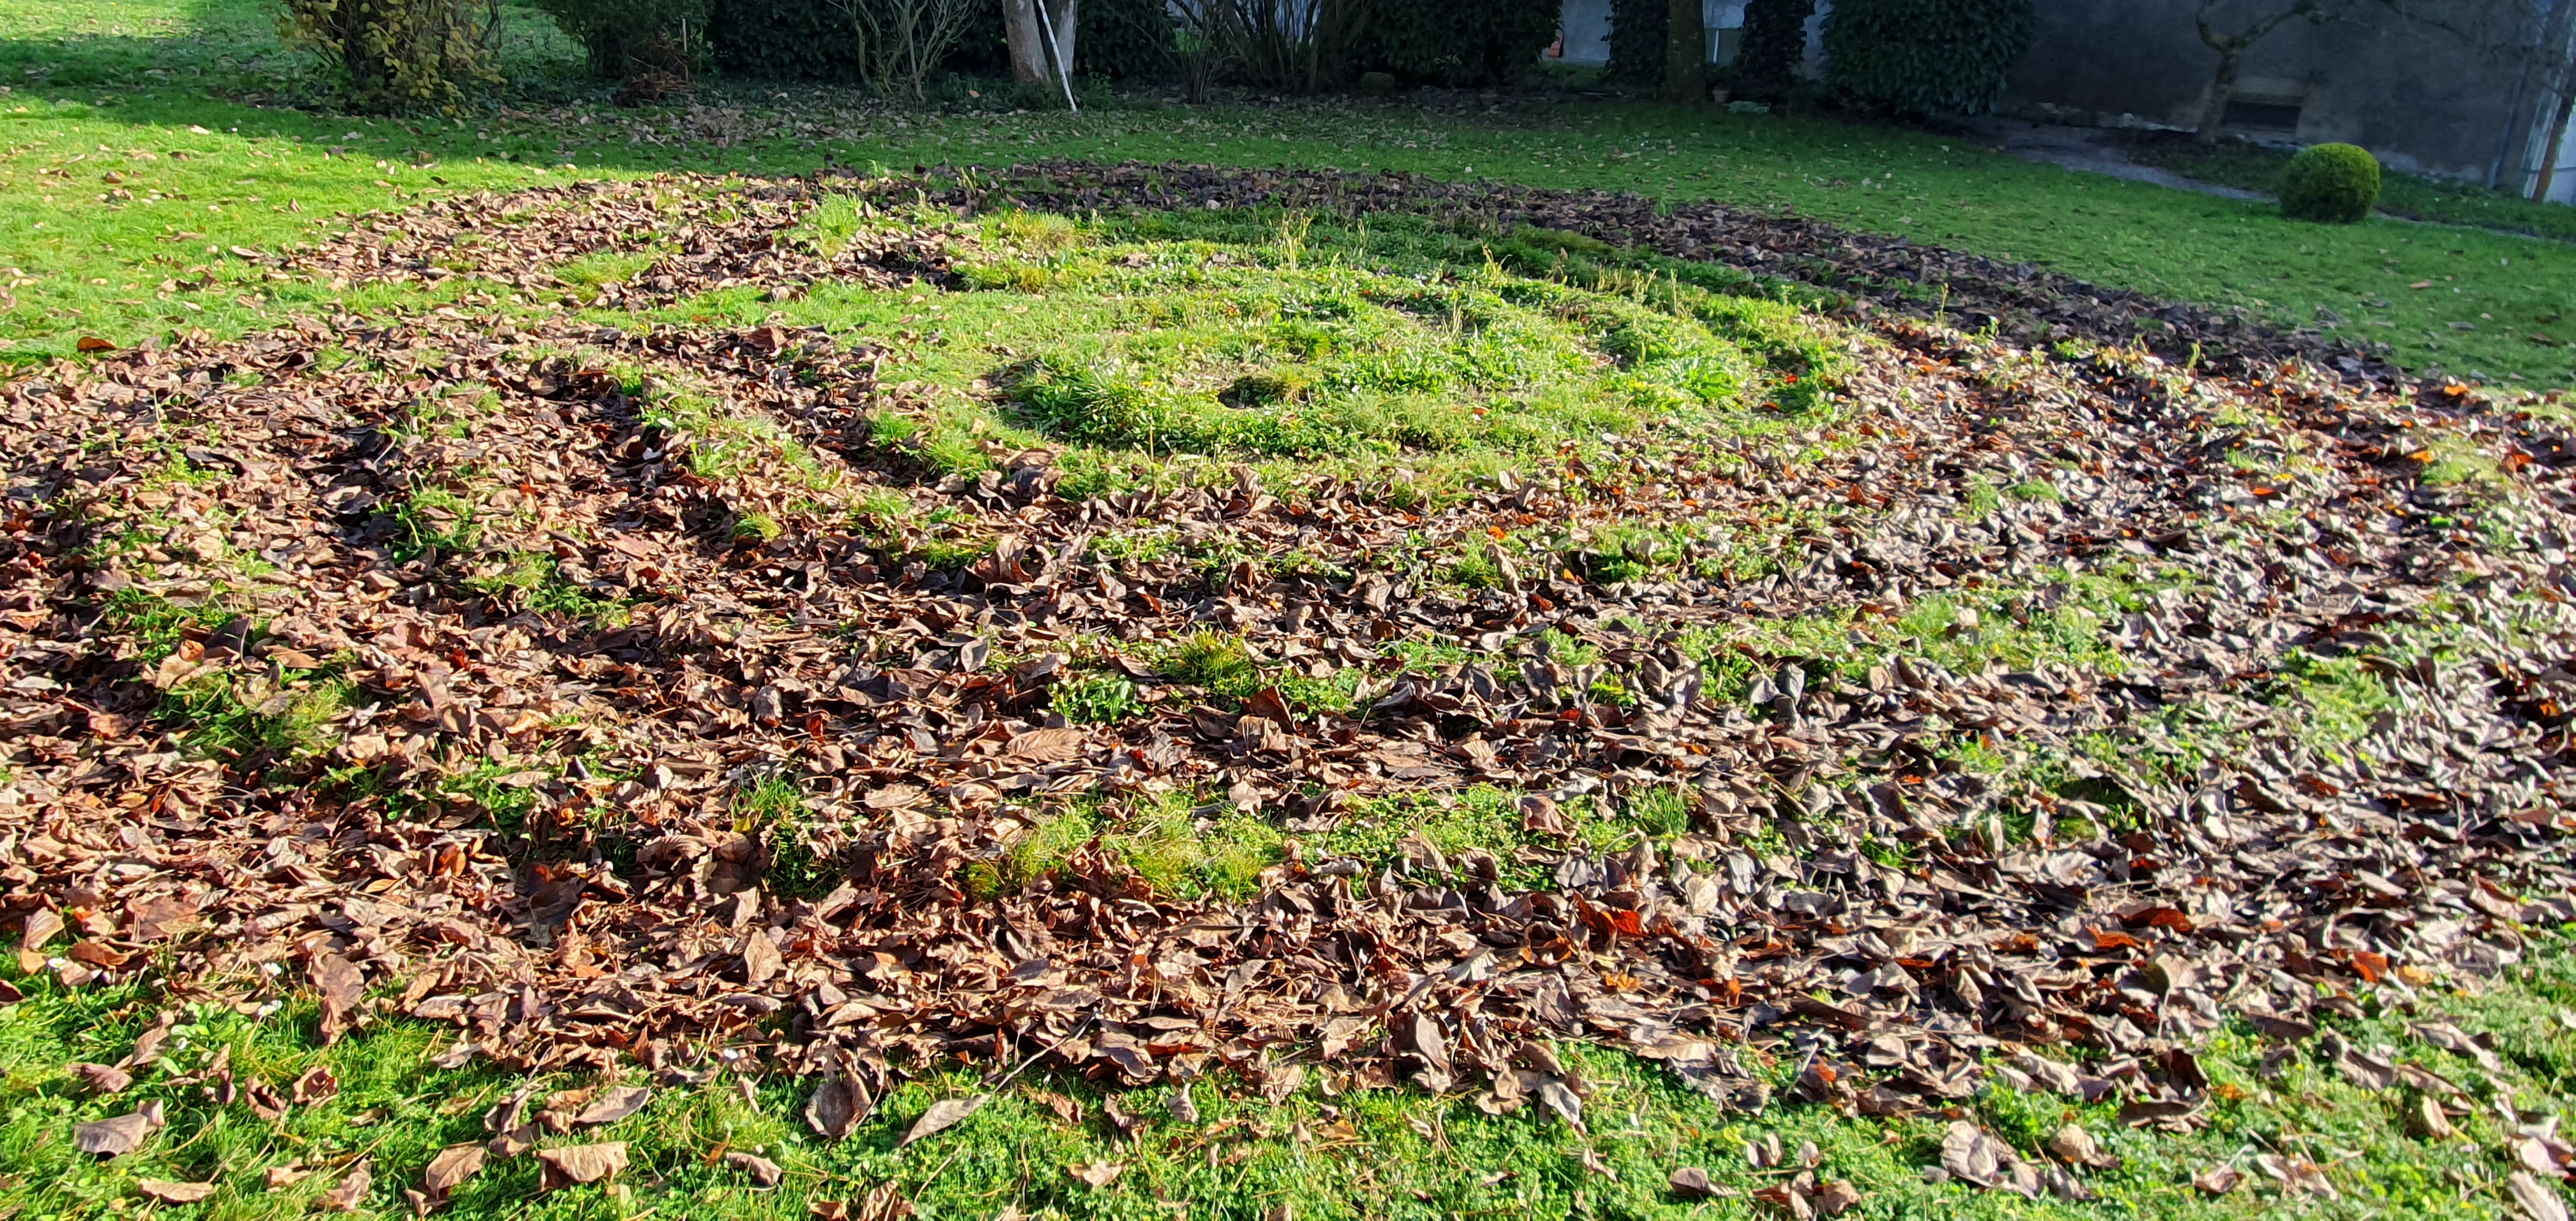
(2537, 88), (2576, 201)
(2195, 46), (2243, 144)
(2193, 0), (2329, 146)
(1664, 0), (1704, 102)
(1003, 0), (1048, 84)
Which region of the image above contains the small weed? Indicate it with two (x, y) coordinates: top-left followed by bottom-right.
(392, 484), (480, 560)
(1051, 672), (1144, 725)
(2269, 649), (2399, 747)
(99, 589), (236, 664)
(462, 552), (622, 618)
(735, 773), (834, 897)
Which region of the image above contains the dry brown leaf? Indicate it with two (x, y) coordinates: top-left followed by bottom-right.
(292, 1066), (339, 1105)
(2414, 1095), (2458, 1140)
(74, 1108), (157, 1157)
(571, 1086), (650, 1128)
(68, 1063), (131, 1095)
(310, 954), (366, 1043)
(422, 1144), (486, 1195)
(2045, 1124), (2116, 1170)
(137, 1179), (217, 1204)
(1003, 726), (1085, 762)
(1668, 1166), (1718, 1199)
(1068, 1160), (1124, 1188)
(854, 1183), (912, 1220)
(724, 1150), (784, 1188)
(805, 1073), (869, 1139)
(1024, 1087), (1082, 1127)
(535, 1143), (628, 1189)
(899, 1095), (988, 1147)
(321, 1163), (372, 1211)
(2512, 1171), (2571, 1221)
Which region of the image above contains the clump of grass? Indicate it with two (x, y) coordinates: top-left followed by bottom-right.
(1311, 786), (1639, 888)
(162, 669), (350, 766)
(735, 773), (834, 897)
(551, 249), (664, 302)
(1100, 793), (1280, 900)
(974, 794), (1280, 901)
(1622, 785), (1694, 837)
(98, 589), (237, 664)
(410, 760), (556, 832)
(2270, 649), (2399, 747)
(462, 551), (623, 618)
(2420, 435), (2508, 494)
(643, 386), (829, 487)
(1161, 630), (1263, 698)
(393, 484), (480, 560)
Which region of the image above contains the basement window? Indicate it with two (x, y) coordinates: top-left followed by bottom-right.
(2223, 96), (2305, 132)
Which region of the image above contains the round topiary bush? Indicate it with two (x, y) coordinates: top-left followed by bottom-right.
(2279, 143), (2383, 224)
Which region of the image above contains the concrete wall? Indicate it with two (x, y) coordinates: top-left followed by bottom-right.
(1549, 0), (2550, 186)
(2008, 0), (2538, 184)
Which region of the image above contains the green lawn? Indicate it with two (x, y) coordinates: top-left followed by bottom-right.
(10, 4), (2576, 1219)
(10, 938), (2576, 1221)
(2, 0), (2576, 385)
(2122, 132), (2576, 245)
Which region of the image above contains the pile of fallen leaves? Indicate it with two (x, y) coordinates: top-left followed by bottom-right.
(6, 167), (2576, 1208)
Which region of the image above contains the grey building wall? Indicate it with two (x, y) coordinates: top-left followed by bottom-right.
(2008, 0), (2537, 183)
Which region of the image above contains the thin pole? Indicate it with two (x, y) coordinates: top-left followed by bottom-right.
(1035, 0), (1079, 112)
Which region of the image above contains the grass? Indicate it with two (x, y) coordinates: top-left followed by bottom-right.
(12, 2), (2576, 1217)
(2123, 132), (2576, 244)
(740, 204), (1812, 500)
(0, 0), (2574, 385)
(10, 930), (2576, 1221)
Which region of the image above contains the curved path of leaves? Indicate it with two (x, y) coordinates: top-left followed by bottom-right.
(3, 168), (2573, 1198)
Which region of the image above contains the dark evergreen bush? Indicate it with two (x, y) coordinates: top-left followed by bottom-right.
(1820, 0), (2032, 116)
(1356, 0), (1557, 86)
(1081, 0), (1180, 83)
(1605, 0), (1664, 87)
(2279, 143), (2383, 224)
(534, 0), (707, 79)
(707, 0), (864, 81)
(1730, 0), (1812, 98)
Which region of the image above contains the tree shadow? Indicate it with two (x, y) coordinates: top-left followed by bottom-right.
(0, 0), (585, 108)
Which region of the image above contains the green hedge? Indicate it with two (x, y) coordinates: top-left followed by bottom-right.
(706, 0), (863, 81)
(535, 0), (707, 77)
(1821, 0), (2031, 116)
(1730, 0), (1811, 97)
(1605, 0), (1665, 87)
(1356, 0), (1560, 87)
